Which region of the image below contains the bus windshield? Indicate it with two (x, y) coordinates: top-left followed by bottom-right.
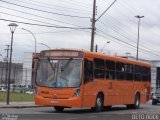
(36, 59), (82, 88)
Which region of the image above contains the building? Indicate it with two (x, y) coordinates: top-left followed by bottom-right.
(22, 52), (40, 88)
(0, 61), (23, 87)
(22, 52), (33, 87)
(149, 60), (160, 89)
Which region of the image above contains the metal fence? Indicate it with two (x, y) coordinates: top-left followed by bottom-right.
(0, 62), (32, 88)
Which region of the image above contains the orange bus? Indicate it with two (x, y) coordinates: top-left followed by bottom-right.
(34, 49), (151, 112)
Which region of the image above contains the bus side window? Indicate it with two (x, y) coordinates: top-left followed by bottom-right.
(106, 60), (115, 80)
(84, 60), (93, 84)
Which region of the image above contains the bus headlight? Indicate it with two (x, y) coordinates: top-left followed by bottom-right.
(73, 88), (80, 97)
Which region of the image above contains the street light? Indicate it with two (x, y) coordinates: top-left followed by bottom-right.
(135, 15), (144, 60)
(21, 28), (37, 53)
(39, 43), (51, 49)
(7, 23), (18, 105)
(100, 41), (110, 53)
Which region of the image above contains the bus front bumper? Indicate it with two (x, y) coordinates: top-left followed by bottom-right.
(35, 94), (82, 107)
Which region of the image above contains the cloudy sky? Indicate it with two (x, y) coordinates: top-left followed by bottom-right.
(0, 0), (160, 62)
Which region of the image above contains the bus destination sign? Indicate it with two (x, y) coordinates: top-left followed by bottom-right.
(41, 50), (83, 58)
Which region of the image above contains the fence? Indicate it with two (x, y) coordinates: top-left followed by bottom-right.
(0, 62), (33, 88)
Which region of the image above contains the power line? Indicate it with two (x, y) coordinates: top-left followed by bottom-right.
(117, 0), (160, 52)
(61, 0), (92, 7)
(99, 20), (136, 44)
(98, 20), (160, 55)
(12, 0), (91, 14)
(0, 0), (90, 19)
(19, 29), (90, 35)
(96, 0), (117, 21)
(58, 0), (92, 8)
(0, 11), (61, 27)
(0, 6), (84, 27)
(0, 18), (91, 29)
(29, 0), (92, 11)
(97, 29), (136, 48)
(97, 2), (160, 53)
(96, 32), (160, 59)
(97, 29), (160, 58)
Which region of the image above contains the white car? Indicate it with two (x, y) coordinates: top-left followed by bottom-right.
(25, 91), (34, 94)
(0, 87), (6, 92)
(152, 89), (160, 105)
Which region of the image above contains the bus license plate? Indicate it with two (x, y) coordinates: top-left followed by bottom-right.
(51, 99), (59, 104)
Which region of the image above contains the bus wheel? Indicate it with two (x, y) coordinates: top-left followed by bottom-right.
(134, 93), (140, 109)
(54, 106), (64, 112)
(92, 94), (104, 112)
(127, 93), (140, 109)
(152, 100), (157, 105)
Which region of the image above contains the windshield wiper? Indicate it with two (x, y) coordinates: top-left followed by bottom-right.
(47, 57), (55, 71)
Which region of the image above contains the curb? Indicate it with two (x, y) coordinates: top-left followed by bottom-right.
(0, 105), (50, 108)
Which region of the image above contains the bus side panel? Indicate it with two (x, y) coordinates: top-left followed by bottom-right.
(122, 81), (135, 104)
(104, 80), (115, 106)
(134, 82), (151, 104)
(82, 81), (96, 107)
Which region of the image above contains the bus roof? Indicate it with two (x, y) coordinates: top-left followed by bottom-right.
(41, 48), (151, 67)
(82, 50), (151, 67)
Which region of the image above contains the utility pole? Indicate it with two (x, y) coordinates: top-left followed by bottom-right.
(90, 0), (96, 52)
(95, 44), (98, 52)
(5, 45), (9, 88)
(90, 0), (117, 52)
(135, 15), (144, 60)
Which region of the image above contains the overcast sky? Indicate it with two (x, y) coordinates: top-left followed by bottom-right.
(0, 0), (160, 62)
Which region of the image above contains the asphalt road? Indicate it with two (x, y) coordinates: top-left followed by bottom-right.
(0, 103), (160, 120)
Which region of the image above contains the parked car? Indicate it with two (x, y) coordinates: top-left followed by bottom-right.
(25, 90), (34, 94)
(0, 87), (6, 92)
(152, 88), (160, 105)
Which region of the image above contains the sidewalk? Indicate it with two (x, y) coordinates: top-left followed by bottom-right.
(0, 102), (49, 108)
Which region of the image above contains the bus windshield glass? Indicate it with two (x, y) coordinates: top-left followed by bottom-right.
(36, 59), (82, 88)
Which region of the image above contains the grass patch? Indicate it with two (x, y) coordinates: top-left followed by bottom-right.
(0, 91), (34, 102)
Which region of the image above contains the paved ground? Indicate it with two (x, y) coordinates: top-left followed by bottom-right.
(0, 102), (160, 120)
(0, 102), (39, 108)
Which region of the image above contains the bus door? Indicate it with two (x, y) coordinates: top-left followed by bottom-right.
(82, 59), (95, 107)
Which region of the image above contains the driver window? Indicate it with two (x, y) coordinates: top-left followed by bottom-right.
(84, 59), (93, 84)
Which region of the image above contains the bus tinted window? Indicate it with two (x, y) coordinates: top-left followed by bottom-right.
(134, 65), (141, 81)
(94, 58), (105, 79)
(125, 64), (133, 81)
(84, 59), (93, 83)
(141, 67), (149, 81)
(106, 60), (115, 80)
(116, 62), (125, 80)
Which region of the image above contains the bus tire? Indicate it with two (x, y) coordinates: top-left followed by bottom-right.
(54, 106), (64, 112)
(127, 93), (140, 109)
(92, 94), (104, 112)
(134, 93), (140, 109)
(152, 100), (157, 105)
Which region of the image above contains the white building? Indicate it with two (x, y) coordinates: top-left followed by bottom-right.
(149, 60), (160, 89)
(22, 52), (33, 87)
